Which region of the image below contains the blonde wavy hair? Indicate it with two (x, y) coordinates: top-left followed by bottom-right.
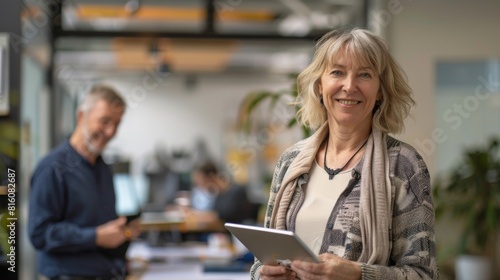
(295, 28), (414, 134)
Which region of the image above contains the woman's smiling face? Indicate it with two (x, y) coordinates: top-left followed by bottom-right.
(318, 53), (381, 129)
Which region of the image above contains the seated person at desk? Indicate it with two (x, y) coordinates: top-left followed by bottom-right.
(190, 160), (259, 224)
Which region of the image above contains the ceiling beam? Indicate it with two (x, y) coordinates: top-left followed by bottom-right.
(54, 0), (326, 41)
(52, 29), (323, 41)
(75, 5), (277, 22)
(205, 0), (215, 34)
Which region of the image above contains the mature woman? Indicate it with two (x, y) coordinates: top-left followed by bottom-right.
(250, 28), (438, 280)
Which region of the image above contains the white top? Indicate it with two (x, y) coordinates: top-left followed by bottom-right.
(295, 161), (352, 255)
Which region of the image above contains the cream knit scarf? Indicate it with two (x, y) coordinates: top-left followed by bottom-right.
(269, 123), (392, 265)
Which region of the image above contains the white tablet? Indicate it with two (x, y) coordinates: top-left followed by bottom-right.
(224, 223), (320, 267)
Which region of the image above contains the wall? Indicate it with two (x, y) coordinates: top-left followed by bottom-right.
(389, 0), (500, 173)
(388, 0), (500, 274)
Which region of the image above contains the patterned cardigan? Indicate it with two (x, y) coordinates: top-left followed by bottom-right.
(250, 130), (438, 279)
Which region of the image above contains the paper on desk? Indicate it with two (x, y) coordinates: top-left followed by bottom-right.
(127, 242), (234, 263)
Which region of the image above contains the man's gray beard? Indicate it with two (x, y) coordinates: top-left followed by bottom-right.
(82, 125), (102, 156)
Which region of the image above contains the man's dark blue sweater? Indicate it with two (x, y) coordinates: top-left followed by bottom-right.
(28, 141), (125, 278)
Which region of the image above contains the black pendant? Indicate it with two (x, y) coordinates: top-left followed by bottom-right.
(323, 137), (369, 181)
(324, 166), (342, 180)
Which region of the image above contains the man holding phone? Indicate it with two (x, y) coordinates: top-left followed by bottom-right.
(28, 85), (141, 280)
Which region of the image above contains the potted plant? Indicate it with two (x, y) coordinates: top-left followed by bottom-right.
(236, 73), (311, 138)
(433, 138), (500, 280)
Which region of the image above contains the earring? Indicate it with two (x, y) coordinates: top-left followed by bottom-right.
(320, 96), (324, 106)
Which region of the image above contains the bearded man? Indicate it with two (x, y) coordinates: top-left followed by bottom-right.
(29, 85), (139, 280)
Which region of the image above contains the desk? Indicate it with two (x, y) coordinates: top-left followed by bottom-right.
(140, 209), (226, 233)
(127, 241), (250, 280)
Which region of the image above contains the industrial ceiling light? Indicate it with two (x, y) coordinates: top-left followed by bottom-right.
(278, 14), (311, 36)
(124, 0), (140, 15)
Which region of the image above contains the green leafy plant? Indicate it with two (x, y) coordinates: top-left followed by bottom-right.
(236, 73), (312, 138)
(433, 138), (500, 257)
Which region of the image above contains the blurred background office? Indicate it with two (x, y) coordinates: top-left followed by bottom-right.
(1, 0), (500, 279)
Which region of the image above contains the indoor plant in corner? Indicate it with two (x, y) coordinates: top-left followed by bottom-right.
(433, 138), (500, 280)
